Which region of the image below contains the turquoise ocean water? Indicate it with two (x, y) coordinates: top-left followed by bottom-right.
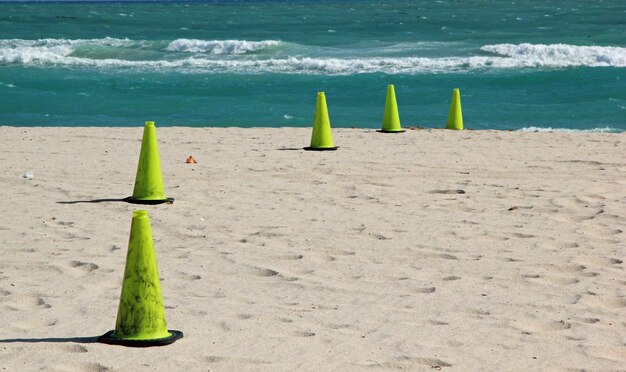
(0, 0), (624, 131)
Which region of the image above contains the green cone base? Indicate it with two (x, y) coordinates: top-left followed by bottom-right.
(376, 129), (406, 133)
(303, 146), (339, 151)
(98, 330), (183, 347)
(123, 197), (175, 205)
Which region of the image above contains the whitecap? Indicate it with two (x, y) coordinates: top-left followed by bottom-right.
(165, 39), (281, 54)
(480, 43), (626, 67)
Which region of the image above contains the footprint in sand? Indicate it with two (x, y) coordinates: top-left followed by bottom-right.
(69, 261), (99, 272)
(413, 287), (436, 294)
(273, 254), (304, 260)
(555, 242), (579, 249)
(370, 233), (391, 240)
(466, 309), (490, 317)
(577, 317), (600, 324)
(370, 356), (452, 369)
(80, 363), (109, 372)
(35, 297), (52, 309)
(549, 196), (606, 222)
(581, 227), (623, 238)
(428, 189), (466, 195)
(419, 252), (458, 260)
(574, 256), (622, 267)
(324, 248), (356, 256)
(498, 257), (521, 262)
(542, 276), (580, 285)
(534, 263), (586, 273)
(428, 320), (449, 326)
(517, 319), (571, 332)
(294, 330), (316, 337)
(253, 268), (279, 277)
(522, 274), (542, 279)
(62, 344), (88, 353)
(10, 294), (53, 310)
(576, 295), (626, 308)
(511, 232), (535, 239)
(327, 323), (353, 330)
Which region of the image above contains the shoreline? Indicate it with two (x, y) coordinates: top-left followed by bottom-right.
(1, 125), (623, 133)
(1, 127), (624, 370)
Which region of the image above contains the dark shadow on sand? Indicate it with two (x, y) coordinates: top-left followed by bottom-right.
(57, 198), (129, 204)
(276, 147), (303, 151)
(0, 336), (100, 343)
(57, 197), (174, 205)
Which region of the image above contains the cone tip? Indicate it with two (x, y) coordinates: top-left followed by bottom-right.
(388, 84), (394, 89)
(453, 88), (460, 93)
(145, 121), (155, 127)
(317, 92), (325, 97)
(133, 210), (149, 218)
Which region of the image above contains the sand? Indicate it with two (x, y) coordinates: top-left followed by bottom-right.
(0, 126), (624, 371)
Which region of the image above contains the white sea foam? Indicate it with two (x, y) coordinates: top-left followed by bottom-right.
(0, 37), (137, 49)
(0, 37), (141, 64)
(0, 48), (526, 74)
(481, 43), (626, 68)
(2, 39), (625, 74)
(165, 39), (281, 54)
(517, 126), (621, 133)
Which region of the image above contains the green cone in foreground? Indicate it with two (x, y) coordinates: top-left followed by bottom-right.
(99, 210), (182, 347)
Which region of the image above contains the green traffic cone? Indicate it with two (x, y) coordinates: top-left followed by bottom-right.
(304, 92), (338, 151)
(126, 121), (173, 204)
(99, 210), (182, 347)
(378, 84), (405, 133)
(445, 88), (464, 130)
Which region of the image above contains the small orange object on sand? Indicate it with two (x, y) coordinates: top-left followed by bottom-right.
(185, 156), (197, 164)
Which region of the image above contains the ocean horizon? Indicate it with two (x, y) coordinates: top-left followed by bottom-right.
(0, 0), (624, 131)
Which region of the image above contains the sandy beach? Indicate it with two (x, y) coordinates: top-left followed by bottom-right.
(0, 126), (624, 371)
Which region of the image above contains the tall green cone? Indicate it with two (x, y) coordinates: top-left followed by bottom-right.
(99, 210), (182, 347)
(305, 92), (338, 151)
(445, 88), (464, 130)
(128, 121), (172, 204)
(380, 84), (405, 133)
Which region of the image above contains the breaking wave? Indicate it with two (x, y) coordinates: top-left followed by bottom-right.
(165, 39), (281, 54)
(480, 43), (626, 68)
(1, 39), (624, 74)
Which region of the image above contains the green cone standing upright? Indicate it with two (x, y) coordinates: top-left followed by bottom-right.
(380, 84), (404, 133)
(128, 121), (172, 204)
(305, 92), (337, 150)
(98, 210), (182, 347)
(446, 88), (464, 130)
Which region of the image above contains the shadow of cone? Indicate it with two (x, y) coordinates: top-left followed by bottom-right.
(304, 92), (338, 151)
(125, 121), (174, 204)
(99, 210), (182, 347)
(445, 88), (464, 130)
(378, 84), (405, 133)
